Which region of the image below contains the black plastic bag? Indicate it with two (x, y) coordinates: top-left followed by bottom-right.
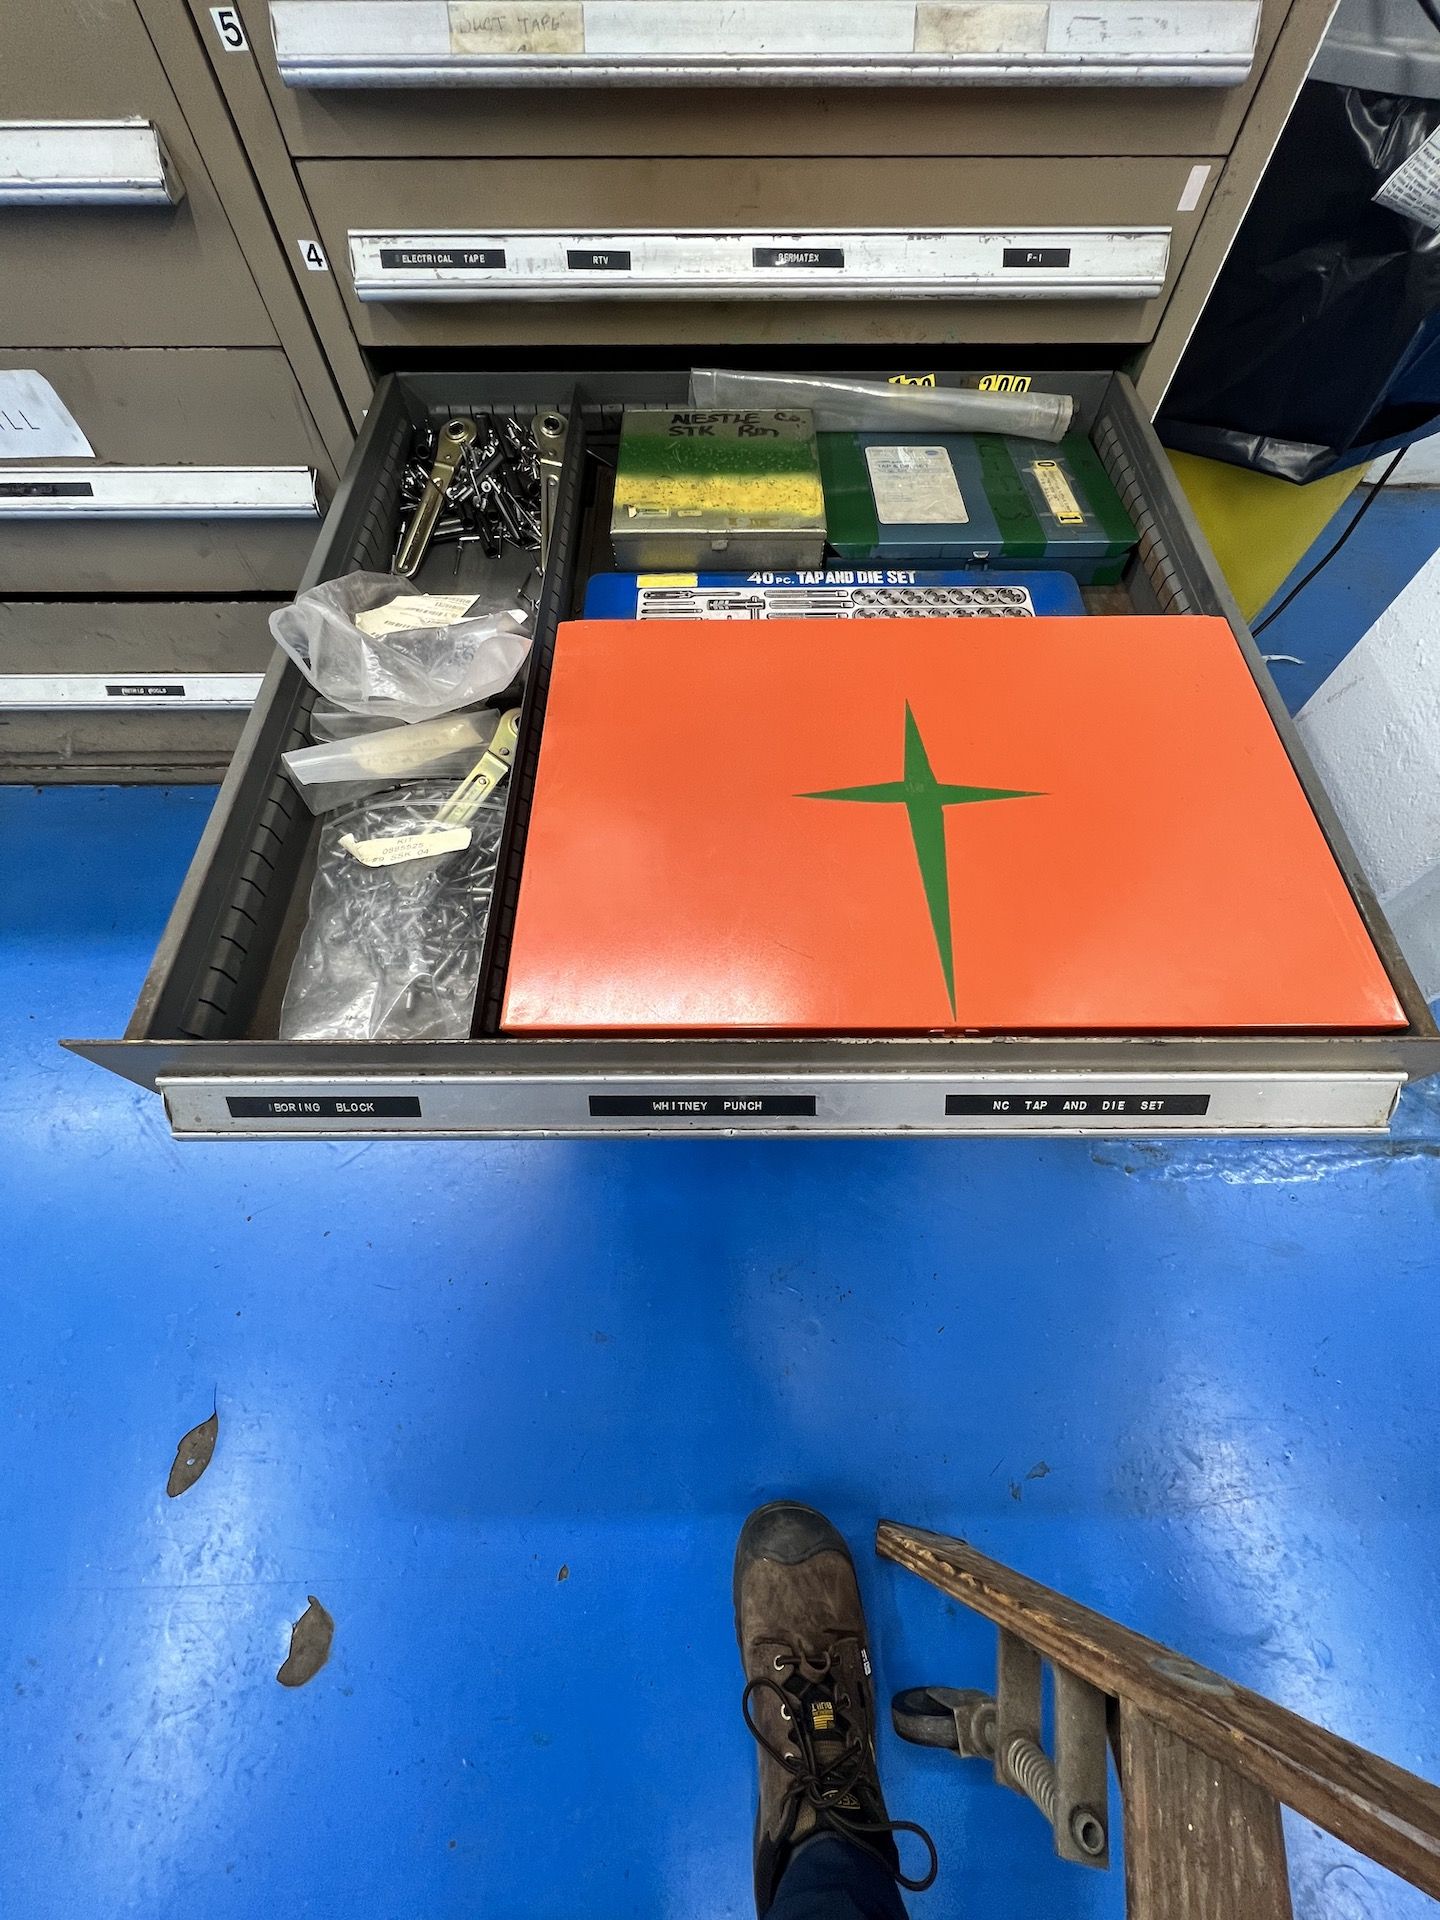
(1159, 81), (1440, 483)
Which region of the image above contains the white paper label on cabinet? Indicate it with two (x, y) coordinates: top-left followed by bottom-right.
(1177, 163), (1211, 213)
(915, 4), (1047, 54)
(448, 2), (585, 53)
(1375, 128), (1440, 232)
(0, 372), (94, 460)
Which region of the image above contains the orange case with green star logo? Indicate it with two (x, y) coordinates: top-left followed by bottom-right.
(499, 617), (1404, 1035)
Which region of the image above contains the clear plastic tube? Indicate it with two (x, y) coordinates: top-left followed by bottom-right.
(689, 370), (1073, 442)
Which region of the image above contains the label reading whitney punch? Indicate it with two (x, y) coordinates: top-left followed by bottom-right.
(589, 1094), (817, 1118)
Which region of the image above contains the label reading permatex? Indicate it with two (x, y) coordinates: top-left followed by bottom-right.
(864, 445), (968, 526)
(1031, 459), (1085, 526)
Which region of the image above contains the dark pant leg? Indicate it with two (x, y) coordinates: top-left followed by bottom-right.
(763, 1834), (910, 1920)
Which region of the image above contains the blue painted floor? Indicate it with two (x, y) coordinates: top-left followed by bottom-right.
(4, 504), (1440, 1919)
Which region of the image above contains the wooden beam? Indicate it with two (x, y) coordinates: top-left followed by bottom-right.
(1119, 1702), (1293, 1920)
(877, 1522), (1440, 1899)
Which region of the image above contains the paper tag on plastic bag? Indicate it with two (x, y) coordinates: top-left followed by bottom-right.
(1375, 128), (1440, 231)
(354, 593), (480, 638)
(339, 824), (473, 867)
(864, 445), (968, 525)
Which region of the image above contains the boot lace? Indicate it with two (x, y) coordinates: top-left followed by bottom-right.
(742, 1641), (938, 1893)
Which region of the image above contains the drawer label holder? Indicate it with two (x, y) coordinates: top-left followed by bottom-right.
(350, 228), (1171, 303)
(271, 0), (1263, 88)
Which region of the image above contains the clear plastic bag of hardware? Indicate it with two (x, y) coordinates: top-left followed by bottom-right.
(282, 708), (504, 813)
(279, 783), (506, 1040)
(268, 570), (534, 723)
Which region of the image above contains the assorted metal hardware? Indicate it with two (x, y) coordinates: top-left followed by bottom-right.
(393, 415), (550, 575)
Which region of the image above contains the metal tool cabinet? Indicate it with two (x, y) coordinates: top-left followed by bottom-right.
(67, 369), (1440, 1139)
(186, 0), (1333, 407)
(0, 0), (354, 781)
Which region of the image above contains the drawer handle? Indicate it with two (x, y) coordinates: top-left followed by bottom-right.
(0, 119), (183, 207)
(0, 673), (263, 710)
(270, 0), (1261, 89)
(0, 467), (321, 519)
(348, 229), (1172, 303)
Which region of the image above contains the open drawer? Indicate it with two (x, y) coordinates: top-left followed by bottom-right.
(67, 367), (1440, 1138)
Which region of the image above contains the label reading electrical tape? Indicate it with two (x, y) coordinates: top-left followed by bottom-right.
(379, 247), (506, 271)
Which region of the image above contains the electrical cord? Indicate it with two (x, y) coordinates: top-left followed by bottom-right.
(1251, 447), (1408, 636)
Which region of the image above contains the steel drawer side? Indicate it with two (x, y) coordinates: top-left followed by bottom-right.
(64, 367), (1440, 1127)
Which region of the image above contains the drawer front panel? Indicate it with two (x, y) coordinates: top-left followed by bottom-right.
(0, 596), (275, 782)
(0, 351), (330, 592)
(0, 2), (274, 345)
(225, 0), (1280, 156)
(304, 156), (1217, 347)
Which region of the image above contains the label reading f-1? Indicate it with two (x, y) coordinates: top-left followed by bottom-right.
(590, 1094), (817, 1118)
(752, 247), (846, 270)
(226, 1095), (423, 1119)
(379, 248), (506, 271)
(1002, 247), (1072, 269)
(946, 1092), (1211, 1116)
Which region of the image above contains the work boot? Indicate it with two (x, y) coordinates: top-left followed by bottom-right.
(734, 1501), (937, 1914)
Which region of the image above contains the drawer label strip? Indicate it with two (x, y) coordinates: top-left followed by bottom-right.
(0, 673), (264, 711)
(271, 0), (1261, 85)
(0, 466), (321, 520)
(349, 228), (1170, 301)
(160, 1073), (1404, 1137)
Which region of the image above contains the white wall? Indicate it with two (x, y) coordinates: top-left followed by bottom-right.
(1298, 546), (1440, 999)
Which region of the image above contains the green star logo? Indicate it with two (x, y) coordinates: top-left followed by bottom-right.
(800, 703), (1041, 1016)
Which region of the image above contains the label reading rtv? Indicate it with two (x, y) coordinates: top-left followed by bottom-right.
(1002, 248), (1072, 269)
(226, 1095), (423, 1120)
(567, 248), (631, 271)
(752, 247), (845, 270)
(379, 248), (506, 271)
(945, 1093), (1211, 1117)
(589, 1094), (817, 1118)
